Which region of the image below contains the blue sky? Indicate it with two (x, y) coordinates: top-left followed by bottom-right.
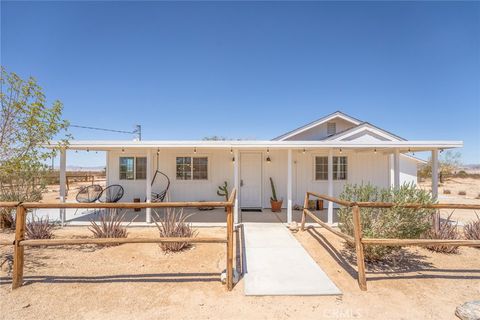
(2, 1), (479, 166)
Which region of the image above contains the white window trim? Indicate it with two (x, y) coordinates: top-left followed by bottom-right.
(175, 154), (211, 182)
(311, 153), (349, 182)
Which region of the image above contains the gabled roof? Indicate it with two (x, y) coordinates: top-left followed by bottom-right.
(323, 122), (405, 142)
(272, 111), (362, 141)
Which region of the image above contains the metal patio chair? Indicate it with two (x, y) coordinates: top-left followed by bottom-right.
(151, 171), (170, 202)
(98, 184), (124, 203)
(74, 184), (103, 215)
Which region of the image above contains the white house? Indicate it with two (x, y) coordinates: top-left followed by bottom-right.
(54, 111), (462, 225)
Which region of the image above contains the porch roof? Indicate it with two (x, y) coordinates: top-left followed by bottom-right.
(47, 139), (463, 153)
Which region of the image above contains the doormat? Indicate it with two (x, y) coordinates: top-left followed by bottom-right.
(241, 208), (262, 212)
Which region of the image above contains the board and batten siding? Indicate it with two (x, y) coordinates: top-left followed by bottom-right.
(107, 149), (234, 203)
(107, 148), (414, 208)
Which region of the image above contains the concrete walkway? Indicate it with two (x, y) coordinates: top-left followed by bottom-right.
(242, 223), (341, 296)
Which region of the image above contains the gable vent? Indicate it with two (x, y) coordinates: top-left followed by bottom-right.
(327, 122), (336, 136)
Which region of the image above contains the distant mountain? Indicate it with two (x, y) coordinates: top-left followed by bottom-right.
(52, 165), (105, 172)
(462, 164), (480, 170)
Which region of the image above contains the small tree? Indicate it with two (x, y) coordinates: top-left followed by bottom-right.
(418, 151), (461, 183)
(0, 67), (69, 227)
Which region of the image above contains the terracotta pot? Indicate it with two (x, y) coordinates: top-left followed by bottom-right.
(270, 199), (283, 212)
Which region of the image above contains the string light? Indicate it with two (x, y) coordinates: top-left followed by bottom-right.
(122, 148), (125, 153)
(303, 148), (306, 154)
(230, 147), (233, 154)
(339, 148), (342, 154)
(194, 147), (197, 154)
(157, 148), (160, 155)
(266, 148), (271, 163)
(374, 148), (377, 154)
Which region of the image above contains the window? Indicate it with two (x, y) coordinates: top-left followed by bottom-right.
(176, 156), (208, 180)
(176, 157), (192, 180)
(119, 157), (135, 180)
(333, 156), (347, 180)
(135, 157), (147, 180)
(314, 156), (348, 180)
(193, 157), (208, 180)
(119, 157), (147, 180)
(327, 122), (336, 136)
(315, 156), (328, 180)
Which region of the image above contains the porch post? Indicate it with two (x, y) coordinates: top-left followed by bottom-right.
(327, 149), (333, 224)
(146, 149), (152, 223)
(431, 149), (439, 200)
(59, 148), (66, 225)
(287, 149), (293, 224)
(393, 149), (400, 188)
(233, 149), (239, 224)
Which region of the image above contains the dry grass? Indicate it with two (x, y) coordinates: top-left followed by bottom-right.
(25, 214), (56, 240)
(425, 213), (461, 254)
(464, 213), (480, 241)
(153, 208), (198, 252)
(88, 209), (130, 245)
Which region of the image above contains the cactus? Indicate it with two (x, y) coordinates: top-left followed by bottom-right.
(217, 181), (229, 201)
(270, 177), (278, 202)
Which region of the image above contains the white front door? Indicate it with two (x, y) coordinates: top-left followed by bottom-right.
(240, 152), (262, 208)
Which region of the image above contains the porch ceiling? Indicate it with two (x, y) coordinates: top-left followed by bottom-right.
(47, 140), (463, 153)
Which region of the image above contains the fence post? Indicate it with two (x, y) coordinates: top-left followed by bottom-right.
(12, 205), (26, 290)
(301, 193), (309, 231)
(352, 205), (367, 291)
(226, 203), (234, 291)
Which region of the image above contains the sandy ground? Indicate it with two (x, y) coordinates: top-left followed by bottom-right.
(419, 177), (480, 224)
(1, 226), (479, 320)
(0, 177), (478, 319)
(41, 176), (106, 202)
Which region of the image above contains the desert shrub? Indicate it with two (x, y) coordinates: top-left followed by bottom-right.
(425, 213), (461, 253)
(464, 214), (480, 241)
(443, 189), (451, 194)
(88, 209), (128, 245)
(458, 190), (467, 196)
(0, 167), (45, 229)
(154, 208), (197, 252)
(338, 183), (435, 261)
(26, 214), (56, 239)
(456, 170), (468, 178)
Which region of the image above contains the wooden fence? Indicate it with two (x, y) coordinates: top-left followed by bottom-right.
(0, 189), (236, 291)
(301, 191), (480, 291)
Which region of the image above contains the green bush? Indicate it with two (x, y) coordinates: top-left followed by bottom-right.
(338, 183), (435, 261)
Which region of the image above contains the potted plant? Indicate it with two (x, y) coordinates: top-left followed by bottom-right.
(269, 177), (283, 212)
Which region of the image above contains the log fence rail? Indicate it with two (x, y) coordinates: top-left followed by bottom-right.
(301, 191), (480, 291)
(0, 189), (237, 291)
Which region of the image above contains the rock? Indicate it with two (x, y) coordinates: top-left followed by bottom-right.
(456, 301), (480, 320)
(288, 221), (299, 232)
(220, 269), (240, 285)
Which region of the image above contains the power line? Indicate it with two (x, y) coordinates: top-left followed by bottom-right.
(70, 124), (134, 134)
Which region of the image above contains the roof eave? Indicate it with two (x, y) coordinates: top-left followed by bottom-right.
(46, 140), (464, 152)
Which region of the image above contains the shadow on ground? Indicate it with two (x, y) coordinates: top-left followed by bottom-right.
(0, 272), (222, 286)
(305, 226), (480, 282)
